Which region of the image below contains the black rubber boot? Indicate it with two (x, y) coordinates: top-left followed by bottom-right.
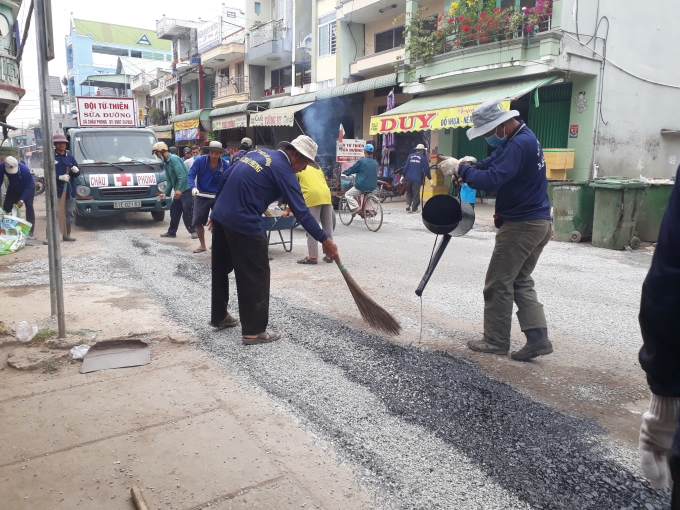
(62, 224), (76, 242)
(511, 328), (553, 362)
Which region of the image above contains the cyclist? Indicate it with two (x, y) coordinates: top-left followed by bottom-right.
(342, 143), (378, 214)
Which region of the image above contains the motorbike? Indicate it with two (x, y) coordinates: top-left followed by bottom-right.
(375, 167), (406, 203)
(31, 170), (46, 195)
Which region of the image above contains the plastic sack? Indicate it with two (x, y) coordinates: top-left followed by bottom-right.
(460, 183), (477, 205)
(0, 213), (32, 255)
(16, 321), (38, 343)
(70, 345), (91, 360)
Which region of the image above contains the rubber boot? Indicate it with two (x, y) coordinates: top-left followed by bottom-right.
(511, 328), (553, 362)
(62, 224), (76, 242)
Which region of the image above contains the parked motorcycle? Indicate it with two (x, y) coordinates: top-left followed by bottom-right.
(375, 167), (406, 203)
(31, 170), (45, 195)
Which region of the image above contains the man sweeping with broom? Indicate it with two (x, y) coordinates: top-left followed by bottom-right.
(53, 133), (79, 242)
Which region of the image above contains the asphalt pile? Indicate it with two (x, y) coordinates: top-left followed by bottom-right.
(3, 231), (671, 509)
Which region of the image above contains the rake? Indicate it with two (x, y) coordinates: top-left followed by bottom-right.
(335, 257), (401, 335)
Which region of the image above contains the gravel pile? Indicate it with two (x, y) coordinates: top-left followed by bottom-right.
(6, 230), (670, 509)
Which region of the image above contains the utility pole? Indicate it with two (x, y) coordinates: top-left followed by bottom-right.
(35, 0), (66, 337)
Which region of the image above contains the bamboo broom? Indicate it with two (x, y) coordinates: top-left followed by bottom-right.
(335, 257), (401, 335)
(57, 182), (68, 238)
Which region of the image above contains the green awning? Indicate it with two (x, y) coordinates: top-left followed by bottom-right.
(170, 108), (212, 123)
(380, 76), (557, 116)
(150, 124), (173, 132)
(209, 102), (269, 118)
(79, 73), (130, 88)
(267, 74), (397, 109)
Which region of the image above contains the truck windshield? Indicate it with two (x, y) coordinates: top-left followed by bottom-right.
(71, 132), (161, 165)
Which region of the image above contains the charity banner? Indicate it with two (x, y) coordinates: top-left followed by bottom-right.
(76, 97), (138, 127)
(174, 118), (200, 131)
(175, 128), (199, 141)
(336, 139), (366, 163)
(369, 100), (511, 135)
(212, 114), (248, 131)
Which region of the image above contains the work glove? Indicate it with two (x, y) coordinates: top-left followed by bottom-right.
(429, 179), (434, 187)
(437, 157), (462, 184)
(70, 166), (80, 174)
(58, 174), (70, 182)
(399, 176), (404, 184)
(191, 188), (199, 197)
(639, 393), (680, 489)
(459, 156), (477, 165)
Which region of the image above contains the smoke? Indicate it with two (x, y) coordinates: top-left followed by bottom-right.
(299, 97), (357, 156)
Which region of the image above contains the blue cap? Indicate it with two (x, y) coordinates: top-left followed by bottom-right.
(364, 143), (375, 153)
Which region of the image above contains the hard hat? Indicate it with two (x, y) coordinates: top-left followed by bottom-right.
(151, 141), (168, 154)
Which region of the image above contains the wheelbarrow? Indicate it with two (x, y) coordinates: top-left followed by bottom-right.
(262, 214), (300, 252)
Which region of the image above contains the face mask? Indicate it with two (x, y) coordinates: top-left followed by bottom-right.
(485, 125), (507, 147)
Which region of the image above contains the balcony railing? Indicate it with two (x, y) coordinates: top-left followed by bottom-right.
(214, 76), (249, 99)
(222, 28), (246, 46)
(130, 73), (149, 89)
(250, 19), (284, 48)
(156, 17), (178, 38)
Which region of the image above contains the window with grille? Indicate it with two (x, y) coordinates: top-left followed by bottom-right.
(271, 66), (292, 87)
(318, 12), (337, 57)
(374, 26), (405, 53)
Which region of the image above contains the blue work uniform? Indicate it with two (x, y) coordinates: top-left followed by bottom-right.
(402, 152), (431, 183)
(188, 155), (226, 194)
(55, 150), (79, 199)
(0, 161), (34, 202)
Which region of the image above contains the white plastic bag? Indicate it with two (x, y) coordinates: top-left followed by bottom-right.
(70, 345), (90, 360)
(16, 321), (38, 342)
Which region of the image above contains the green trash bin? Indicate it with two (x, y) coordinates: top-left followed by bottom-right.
(636, 183), (674, 242)
(552, 182), (595, 242)
(547, 179), (572, 208)
(590, 178), (647, 250)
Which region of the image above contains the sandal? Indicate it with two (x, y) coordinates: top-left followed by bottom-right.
(210, 313), (240, 329)
(193, 247), (207, 253)
(323, 256), (333, 263)
(297, 257), (318, 265)
(242, 331), (281, 345)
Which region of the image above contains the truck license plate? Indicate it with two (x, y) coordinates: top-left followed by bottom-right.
(113, 201), (142, 209)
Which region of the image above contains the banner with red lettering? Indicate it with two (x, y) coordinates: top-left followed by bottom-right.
(76, 97), (138, 127)
(369, 100), (511, 135)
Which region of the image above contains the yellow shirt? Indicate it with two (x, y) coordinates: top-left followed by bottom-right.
(296, 166), (331, 207)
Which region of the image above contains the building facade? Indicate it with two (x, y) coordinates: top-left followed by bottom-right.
(0, 0), (24, 123)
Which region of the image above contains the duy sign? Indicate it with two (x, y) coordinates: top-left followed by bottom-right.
(369, 100), (511, 135)
(76, 97), (138, 127)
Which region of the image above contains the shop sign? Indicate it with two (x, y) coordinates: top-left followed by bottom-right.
(198, 17), (222, 53)
(175, 128), (199, 141)
(569, 125), (579, 138)
(156, 130), (173, 140)
(369, 100), (511, 135)
(250, 111), (295, 127)
(76, 97), (138, 127)
(174, 118), (200, 130)
(336, 139), (366, 162)
(212, 114), (248, 131)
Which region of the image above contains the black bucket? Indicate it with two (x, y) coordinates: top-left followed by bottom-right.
(422, 194), (475, 237)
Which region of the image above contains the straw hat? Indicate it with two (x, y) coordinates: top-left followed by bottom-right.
(466, 100), (519, 140)
(279, 135), (320, 169)
(202, 141), (225, 154)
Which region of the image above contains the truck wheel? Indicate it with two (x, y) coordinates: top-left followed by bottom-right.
(151, 211), (165, 222)
(74, 211), (87, 227)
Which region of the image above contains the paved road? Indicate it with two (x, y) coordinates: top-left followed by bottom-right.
(3, 196), (671, 508)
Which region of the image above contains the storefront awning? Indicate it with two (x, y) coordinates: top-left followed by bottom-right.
(170, 108), (212, 124)
(209, 102), (268, 118)
(212, 114), (248, 131)
(150, 124), (173, 140)
(79, 73), (130, 89)
(250, 103), (313, 127)
(369, 76), (556, 135)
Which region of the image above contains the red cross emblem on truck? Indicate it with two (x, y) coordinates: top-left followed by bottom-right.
(114, 173), (133, 186)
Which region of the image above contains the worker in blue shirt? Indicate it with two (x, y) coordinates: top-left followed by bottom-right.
(401, 143), (433, 213)
(231, 137), (253, 164)
(53, 133), (80, 242)
(0, 156), (36, 238)
(343, 143), (378, 214)
(446, 100), (552, 362)
(188, 141), (227, 254)
(209, 135), (339, 345)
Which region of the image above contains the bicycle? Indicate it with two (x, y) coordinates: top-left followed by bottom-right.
(337, 191), (383, 232)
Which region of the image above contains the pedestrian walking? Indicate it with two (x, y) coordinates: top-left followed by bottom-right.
(445, 100), (552, 361)
(189, 141), (227, 253)
(283, 164), (334, 264)
(343, 143), (378, 214)
(231, 137), (253, 164)
(183, 146), (191, 160)
(0, 156), (36, 238)
(402, 143), (433, 213)
(638, 164), (680, 506)
(153, 142), (197, 240)
(184, 145), (201, 171)
(209, 135), (339, 345)
(53, 133), (79, 242)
